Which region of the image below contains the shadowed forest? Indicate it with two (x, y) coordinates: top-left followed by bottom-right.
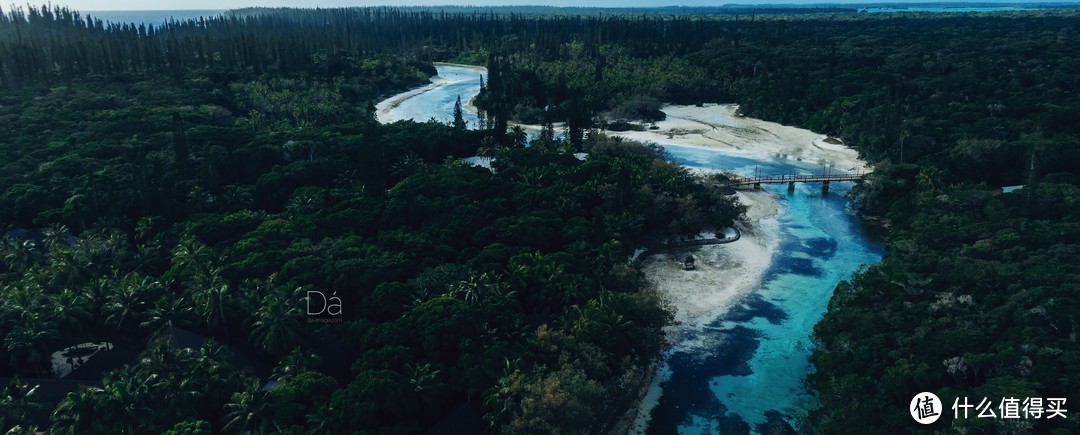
(0, 5), (1078, 434)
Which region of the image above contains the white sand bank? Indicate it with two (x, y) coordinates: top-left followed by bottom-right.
(641, 189), (779, 328)
(615, 103), (869, 173)
(624, 190), (779, 434)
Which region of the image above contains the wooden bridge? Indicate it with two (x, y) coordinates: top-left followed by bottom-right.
(727, 172), (865, 193)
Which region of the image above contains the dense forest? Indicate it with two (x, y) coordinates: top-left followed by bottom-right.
(0, 5), (746, 433)
(1, 4), (1079, 434)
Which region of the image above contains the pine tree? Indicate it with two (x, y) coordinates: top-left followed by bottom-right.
(453, 95), (466, 130)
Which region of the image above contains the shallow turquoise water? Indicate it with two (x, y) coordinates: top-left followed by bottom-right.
(387, 66), (885, 434)
(648, 145), (884, 434)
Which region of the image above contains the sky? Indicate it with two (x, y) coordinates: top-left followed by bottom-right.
(53, 0), (1065, 12)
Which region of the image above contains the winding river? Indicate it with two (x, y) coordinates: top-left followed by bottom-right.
(379, 64), (884, 434)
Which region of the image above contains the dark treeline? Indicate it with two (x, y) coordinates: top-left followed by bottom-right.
(0, 5), (441, 86)
(0, 4), (795, 89)
(325, 5), (860, 17)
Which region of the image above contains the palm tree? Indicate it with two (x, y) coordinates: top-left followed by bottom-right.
(50, 288), (92, 337)
(19, 266), (51, 291)
(45, 251), (85, 289)
(134, 339), (184, 383)
(42, 224), (72, 254)
(123, 341), (202, 424)
(42, 225), (81, 287)
(476, 136), (503, 165)
(172, 237), (212, 279)
(222, 380), (277, 435)
(4, 312), (55, 375)
(304, 403), (335, 434)
(405, 362), (446, 399)
(451, 272), (511, 308)
(49, 387), (107, 434)
(82, 277), (114, 320)
(271, 348), (320, 382)
(1, 280), (47, 320)
(100, 368), (160, 433)
(4, 424), (37, 434)
(184, 343), (244, 424)
(68, 235), (106, 280)
(249, 287), (304, 354)
(389, 153), (429, 179)
(192, 271), (235, 342)
(84, 230), (129, 270)
(133, 217), (158, 244)
(509, 125), (528, 148)
(917, 166), (941, 192)
(220, 186), (255, 210)
(1, 377), (41, 431)
(133, 240), (168, 276)
(0, 237), (38, 273)
(104, 272), (156, 331)
(140, 293), (192, 332)
(482, 369), (525, 431)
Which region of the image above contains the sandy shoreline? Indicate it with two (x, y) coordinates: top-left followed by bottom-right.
(616, 103), (868, 174)
(613, 105), (867, 433)
(642, 190), (778, 327)
(622, 189), (779, 434)
(385, 64), (867, 176)
(504, 103), (868, 178)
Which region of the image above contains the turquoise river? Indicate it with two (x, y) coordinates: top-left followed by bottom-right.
(381, 64), (885, 434)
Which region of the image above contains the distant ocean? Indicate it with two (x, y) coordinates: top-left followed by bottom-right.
(83, 10), (225, 27)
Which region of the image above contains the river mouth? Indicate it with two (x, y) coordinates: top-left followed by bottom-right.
(379, 64), (884, 435)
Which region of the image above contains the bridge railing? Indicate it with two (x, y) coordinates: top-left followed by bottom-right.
(726, 173), (864, 186)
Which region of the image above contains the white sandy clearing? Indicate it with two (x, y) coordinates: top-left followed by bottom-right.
(625, 191), (779, 433)
(641, 189), (779, 328)
(624, 189), (780, 434)
(615, 103), (869, 173)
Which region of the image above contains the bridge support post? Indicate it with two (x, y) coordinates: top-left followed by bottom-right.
(753, 182), (761, 190)
(822, 181), (830, 194)
(788, 181), (795, 191)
